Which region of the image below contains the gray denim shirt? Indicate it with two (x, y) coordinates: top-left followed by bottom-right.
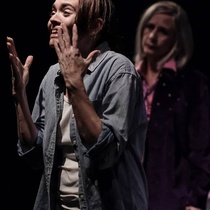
(17, 42), (148, 210)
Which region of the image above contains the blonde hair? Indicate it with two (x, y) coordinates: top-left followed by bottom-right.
(134, 1), (193, 70)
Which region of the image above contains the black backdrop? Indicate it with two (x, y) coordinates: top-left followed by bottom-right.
(0, 1), (209, 209)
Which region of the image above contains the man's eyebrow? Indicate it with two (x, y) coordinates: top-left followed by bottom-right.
(51, 3), (77, 11)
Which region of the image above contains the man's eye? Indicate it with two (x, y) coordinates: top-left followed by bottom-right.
(63, 10), (71, 15)
(50, 11), (56, 17)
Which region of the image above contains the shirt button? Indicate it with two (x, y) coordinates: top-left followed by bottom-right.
(72, 139), (77, 145)
(80, 194), (84, 200)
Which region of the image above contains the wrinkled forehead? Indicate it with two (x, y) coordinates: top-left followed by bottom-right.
(149, 13), (174, 24)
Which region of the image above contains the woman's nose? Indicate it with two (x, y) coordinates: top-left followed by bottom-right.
(149, 30), (157, 39)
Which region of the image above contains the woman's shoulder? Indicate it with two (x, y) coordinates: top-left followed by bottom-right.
(178, 65), (209, 84)
(177, 66), (210, 98)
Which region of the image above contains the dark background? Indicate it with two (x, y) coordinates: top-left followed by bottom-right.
(1, 1), (209, 209)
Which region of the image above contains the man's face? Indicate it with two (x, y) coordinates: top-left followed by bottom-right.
(47, 0), (79, 47)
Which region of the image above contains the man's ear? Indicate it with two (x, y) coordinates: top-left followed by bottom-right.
(89, 18), (104, 36)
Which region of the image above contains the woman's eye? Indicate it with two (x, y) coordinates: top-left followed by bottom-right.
(158, 28), (168, 35)
(145, 24), (154, 30)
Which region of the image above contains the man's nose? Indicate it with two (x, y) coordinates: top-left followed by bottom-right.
(49, 12), (61, 24)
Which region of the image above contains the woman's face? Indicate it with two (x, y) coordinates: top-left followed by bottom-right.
(47, 0), (79, 47)
(142, 13), (176, 61)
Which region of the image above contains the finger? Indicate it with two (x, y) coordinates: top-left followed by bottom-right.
(24, 55), (33, 70)
(57, 26), (64, 51)
(7, 37), (18, 57)
(62, 22), (71, 47)
(9, 53), (21, 72)
(72, 24), (78, 48)
(53, 40), (60, 54)
(53, 39), (62, 59)
(7, 37), (22, 71)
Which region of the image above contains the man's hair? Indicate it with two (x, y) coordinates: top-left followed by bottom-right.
(76, 0), (123, 52)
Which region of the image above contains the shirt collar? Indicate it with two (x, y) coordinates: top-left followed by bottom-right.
(162, 58), (176, 72)
(87, 42), (110, 74)
(136, 57), (177, 76)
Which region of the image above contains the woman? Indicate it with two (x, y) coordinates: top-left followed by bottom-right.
(7, 0), (148, 209)
(134, 1), (210, 210)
